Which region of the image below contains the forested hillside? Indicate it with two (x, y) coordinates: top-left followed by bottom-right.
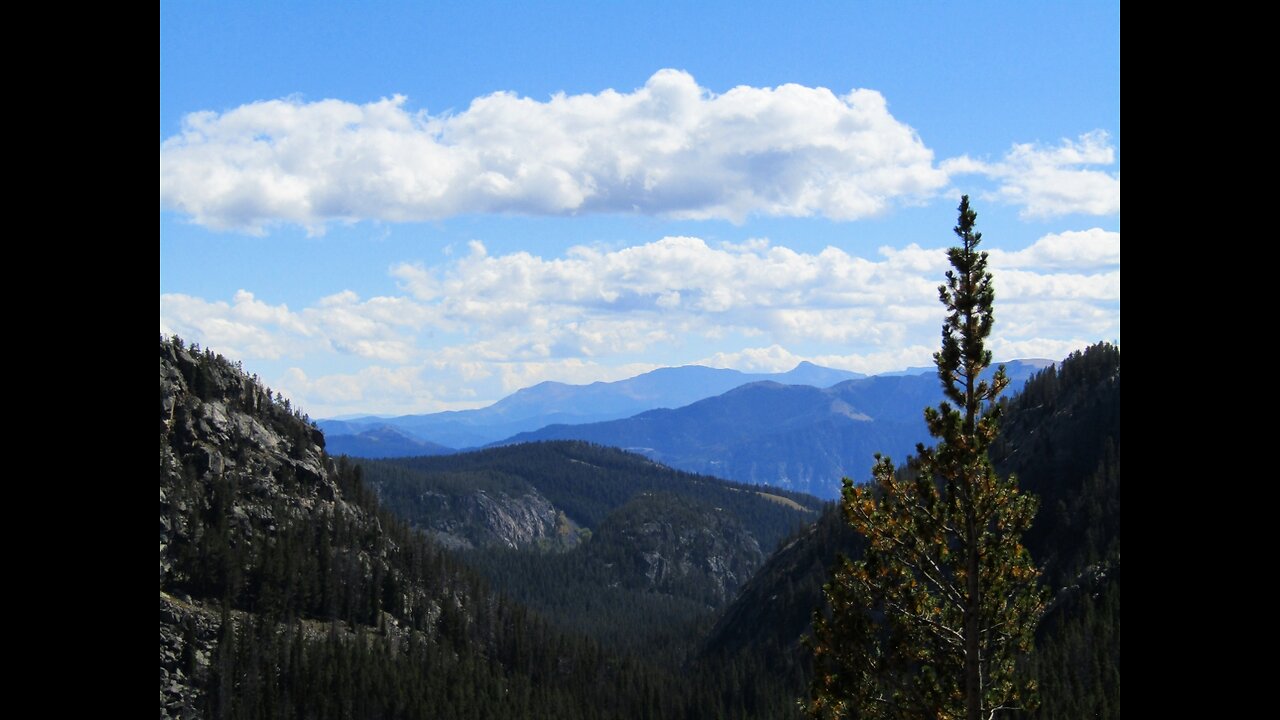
(698, 343), (1122, 718)
(159, 336), (1118, 718)
(358, 443), (820, 657)
(363, 442), (817, 549)
(159, 336), (766, 719)
(992, 342), (1121, 719)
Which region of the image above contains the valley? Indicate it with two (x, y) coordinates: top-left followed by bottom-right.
(159, 336), (1119, 718)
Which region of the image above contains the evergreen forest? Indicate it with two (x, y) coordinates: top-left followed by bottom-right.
(160, 336), (1119, 718)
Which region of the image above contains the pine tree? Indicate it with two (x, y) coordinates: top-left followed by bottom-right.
(809, 196), (1045, 720)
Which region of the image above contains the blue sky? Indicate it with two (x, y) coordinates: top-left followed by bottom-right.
(160, 1), (1120, 417)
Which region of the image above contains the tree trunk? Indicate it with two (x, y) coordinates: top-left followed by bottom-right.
(966, 520), (981, 720)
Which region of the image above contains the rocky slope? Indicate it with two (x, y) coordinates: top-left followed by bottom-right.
(160, 340), (341, 716)
(161, 338), (672, 719)
(160, 342), (330, 584)
(160, 339), (391, 715)
(362, 441), (819, 554)
(360, 443), (821, 658)
(589, 493), (765, 604)
(409, 486), (571, 550)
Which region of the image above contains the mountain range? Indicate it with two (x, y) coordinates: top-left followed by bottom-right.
(160, 336), (748, 718)
(357, 442), (821, 657)
(324, 425), (455, 458)
(700, 342), (1121, 718)
(318, 361), (865, 448)
(160, 335), (1119, 719)
(321, 359), (1052, 498)
(501, 360), (1049, 498)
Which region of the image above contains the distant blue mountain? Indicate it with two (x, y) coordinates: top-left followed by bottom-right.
(875, 358), (1053, 378)
(319, 362), (865, 450)
(325, 426), (455, 459)
(872, 365), (938, 377)
(498, 360), (1049, 499)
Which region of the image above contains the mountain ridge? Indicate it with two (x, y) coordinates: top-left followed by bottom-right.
(324, 425), (454, 458)
(698, 343), (1120, 717)
(353, 440), (821, 661)
(321, 359), (1054, 467)
(160, 334), (1115, 719)
(499, 360), (1047, 497)
(160, 336), (730, 719)
(319, 361), (867, 448)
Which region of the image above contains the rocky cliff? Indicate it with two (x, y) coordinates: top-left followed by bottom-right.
(589, 494), (765, 604)
(160, 339), (338, 717)
(160, 340), (331, 586)
(158, 339), (502, 717)
(408, 486), (574, 550)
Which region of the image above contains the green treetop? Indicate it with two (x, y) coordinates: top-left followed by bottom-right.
(808, 196), (1045, 720)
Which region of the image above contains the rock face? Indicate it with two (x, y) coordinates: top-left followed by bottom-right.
(159, 341), (333, 587)
(165, 337), (810, 718)
(159, 593), (219, 719)
(160, 341), (343, 716)
(590, 494), (765, 604)
(360, 443), (821, 621)
(160, 339), (474, 718)
(411, 487), (573, 550)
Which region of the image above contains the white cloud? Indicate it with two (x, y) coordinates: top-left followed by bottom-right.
(488, 359), (662, 395)
(163, 232), (1118, 415)
(990, 228), (1120, 270)
(280, 365), (439, 410)
(276, 355), (667, 417)
(699, 344), (806, 373)
(811, 346), (941, 375)
(943, 131), (1120, 218)
(160, 70), (947, 232)
(998, 298), (1119, 340)
(989, 337), (1103, 364)
(1000, 269), (1120, 302)
(701, 344), (943, 376)
(160, 288), (437, 365)
(159, 290), (311, 360)
(388, 236), (950, 351)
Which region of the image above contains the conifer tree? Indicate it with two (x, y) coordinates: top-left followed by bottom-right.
(809, 196), (1045, 720)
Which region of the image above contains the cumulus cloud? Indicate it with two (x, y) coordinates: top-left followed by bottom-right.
(699, 345), (805, 373)
(388, 235), (957, 347)
(989, 228), (1120, 270)
(989, 337), (1106, 364)
(160, 70), (947, 232)
(276, 357), (665, 417)
(700, 344), (948, 376)
(162, 232), (1119, 415)
(943, 131), (1120, 218)
(281, 365), (428, 407)
(160, 289), (436, 364)
(159, 290), (311, 359)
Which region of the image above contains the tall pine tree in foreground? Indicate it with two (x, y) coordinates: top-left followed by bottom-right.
(809, 196), (1045, 720)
